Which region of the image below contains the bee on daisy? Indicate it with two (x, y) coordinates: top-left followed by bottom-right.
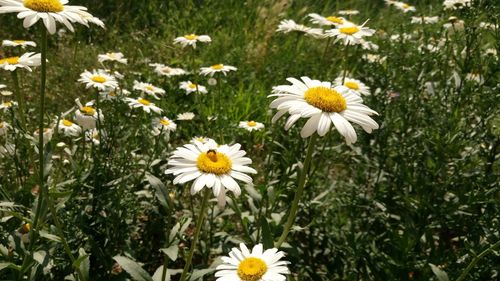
(2, 40), (36, 48)
(0, 121), (11, 136)
(165, 139), (257, 207)
(149, 63), (187, 77)
(0, 52), (41, 72)
(179, 81), (208, 95)
(152, 117), (177, 135)
(133, 81), (165, 99)
(239, 121), (265, 132)
(125, 97), (162, 114)
(308, 13), (348, 26)
(58, 119), (82, 137)
(79, 70), (118, 91)
(276, 19), (324, 38)
(177, 112), (195, 121)
(98, 52), (127, 64)
(325, 22), (375, 44)
(269, 76), (379, 143)
(200, 64), (237, 77)
(173, 33), (211, 48)
(333, 77), (371, 96)
(215, 243), (290, 281)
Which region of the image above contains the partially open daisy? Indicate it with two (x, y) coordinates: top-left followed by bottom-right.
(74, 100), (102, 130)
(215, 243), (290, 281)
(325, 22), (375, 44)
(177, 112), (195, 121)
(58, 118), (81, 137)
(395, 2), (416, 13)
(2, 40), (36, 48)
(173, 33), (211, 48)
(0, 100), (17, 110)
(149, 63), (187, 77)
(98, 52), (127, 64)
(239, 121), (265, 132)
(269, 76), (379, 143)
(33, 127), (53, 145)
(308, 13), (348, 26)
(333, 77), (371, 96)
(79, 70), (118, 91)
(0, 121), (11, 136)
(133, 81), (165, 99)
(0, 0), (101, 34)
(276, 19), (324, 38)
(0, 52), (40, 71)
(179, 81), (208, 95)
(200, 64), (237, 77)
(165, 139), (257, 207)
(85, 128), (104, 145)
(125, 97), (162, 114)
(152, 117), (176, 135)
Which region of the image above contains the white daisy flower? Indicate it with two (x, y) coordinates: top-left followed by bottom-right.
(177, 112), (195, 120)
(191, 136), (212, 144)
(74, 100), (102, 130)
(362, 53), (386, 64)
(0, 100), (17, 110)
(358, 39), (379, 51)
(338, 10), (360, 15)
(479, 22), (497, 30)
(239, 121), (265, 132)
(0, 84), (5, 89)
(200, 64), (237, 77)
(152, 117), (177, 135)
(276, 19), (324, 38)
(325, 22), (375, 44)
(58, 119), (81, 137)
(0, 0), (101, 34)
(443, 0), (471, 10)
(465, 72), (484, 84)
(78, 70), (118, 91)
(215, 243), (290, 281)
(173, 33), (211, 48)
(384, 0), (398, 6)
(0, 121), (11, 136)
(333, 77), (371, 96)
(165, 139), (257, 207)
(443, 17), (465, 34)
(179, 81), (208, 95)
(2, 39), (36, 48)
(132, 81), (165, 99)
(76, 10), (104, 28)
(411, 16), (439, 24)
(394, 2), (416, 12)
(125, 97), (162, 114)
(33, 127), (53, 145)
(269, 76), (379, 143)
(0, 52), (40, 71)
(149, 63), (187, 77)
(85, 128), (104, 145)
(98, 52), (127, 64)
(308, 13), (348, 26)
(99, 89), (120, 101)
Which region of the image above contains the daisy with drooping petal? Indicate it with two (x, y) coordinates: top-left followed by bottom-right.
(78, 70), (118, 91)
(179, 81), (208, 95)
(0, 0), (101, 34)
(165, 139), (257, 207)
(200, 64), (237, 77)
(125, 97), (162, 114)
(325, 22), (375, 44)
(276, 19), (324, 38)
(152, 117), (177, 135)
(74, 100), (102, 130)
(133, 81), (165, 99)
(269, 76), (379, 144)
(149, 63), (187, 77)
(0, 52), (41, 71)
(177, 112), (195, 121)
(58, 119), (81, 137)
(239, 121), (265, 132)
(333, 77), (371, 96)
(2, 40), (36, 48)
(308, 13), (348, 26)
(173, 34), (211, 48)
(0, 100), (17, 110)
(98, 52), (127, 64)
(0, 121), (11, 136)
(215, 243), (290, 281)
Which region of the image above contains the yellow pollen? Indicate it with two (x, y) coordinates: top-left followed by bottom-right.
(145, 85), (154, 91)
(2, 101), (13, 107)
(23, 0), (64, 13)
(196, 150), (232, 175)
(326, 16), (343, 24)
(345, 81), (360, 90)
(211, 64), (224, 70)
(184, 34), (198, 40)
(402, 3), (410, 8)
(247, 121), (257, 127)
(81, 106), (96, 116)
(62, 119), (74, 127)
(160, 119), (170, 126)
(13, 40), (27, 44)
(339, 26), (359, 35)
(188, 83), (197, 89)
(91, 75), (107, 83)
(304, 86), (347, 113)
(138, 98), (151, 106)
(0, 57), (20, 65)
(21, 223), (31, 234)
(237, 257), (268, 281)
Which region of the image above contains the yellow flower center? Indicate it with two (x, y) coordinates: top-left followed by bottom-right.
(196, 150), (232, 175)
(304, 86), (347, 113)
(2, 101), (13, 107)
(145, 85), (154, 91)
(13, 40), (27, 44)
(184, 34), (199, 40)
(81, 106), (96, 116)
(211, 64), (224, 70)
(402, 3), (410, 9)
(345, 81), (359, 90)
(91, 75), (107, 83)
(0, 122), (4, 128)
(188, 83), (197, 89)
(23, 0), (64, 13)
(62, 119), (74, 127)
(160, 119), (170, 126)
(326, 16), (343, 24)
(247, 121), (257, 127)
(0, 57), (20, 65)
(237, 257), (268, 281)
(138, 98), (151, 106)
(21, 223), (31, 234)
(339, 26), (359, 35)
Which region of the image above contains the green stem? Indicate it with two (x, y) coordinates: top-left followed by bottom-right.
(179, 189), (210, 281)
(160, 256), (169, 281)
(455, 239), (500, 281)
(275, 134), (317, 248)
(230, 195), (253, 243)
(11, 71), (26, 129)
(341, 41), (350, 84)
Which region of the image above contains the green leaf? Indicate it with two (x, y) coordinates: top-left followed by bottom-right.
(260, 216), (273, 249)
(0, 262), (21, 272)
(429, 263), (449, 281)
(160, 245), (179, 262)
(73, 248), (90, 281)
(146, 173), (173, 210)
(39, 230), (61, 243)
(188, 268), (215, 281)
(113, 255), (153, 281)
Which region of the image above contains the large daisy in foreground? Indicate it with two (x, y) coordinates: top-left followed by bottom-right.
(165, 139), (256, 207)
(269, 76), (379, 144)
(0, 0), (101, 34)
(215, 243), (289, 281)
